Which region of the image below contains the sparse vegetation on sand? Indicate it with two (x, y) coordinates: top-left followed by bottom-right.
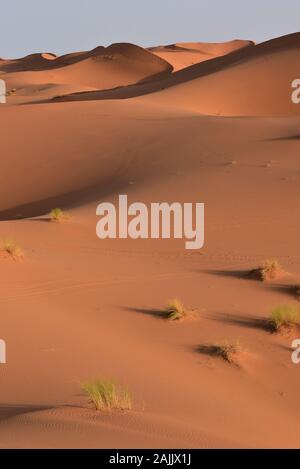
(214, 341), (242, 365)
(82, 379), (132, 411)
(162, 299), (188, 321)
(0, 239), (23, 260)
(252, 259), (285, 281)
(6, 88), (17, 96)
(269, 305), (300, 332)
(198, 341), (242, 366)
(49, 208), (66, 222)
(295, 285), (300, 300)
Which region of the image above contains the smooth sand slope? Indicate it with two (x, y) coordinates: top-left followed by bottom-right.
(52, 32), (300, 118)
(149, 40), (254, 71)
(0, 33), (300, 448)
(145, 32), (300, 115)
(0, 43), (172, 102)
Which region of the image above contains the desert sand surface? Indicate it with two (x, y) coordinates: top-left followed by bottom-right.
(149, 40), (254, 71)
(0, 32), (300, 449)
(49, 32), (300, 117)
(0, 43), (172, 103)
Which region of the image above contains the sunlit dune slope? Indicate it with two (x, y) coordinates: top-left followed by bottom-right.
(149, 40), (253, 71)
(0, 43), (173, 100)
(55, 32), (300, 117)
(145, 32), (300, 116)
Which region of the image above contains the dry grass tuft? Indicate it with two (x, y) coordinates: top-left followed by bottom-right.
(269, 305), (300, 333)
(0, 239), (24, 260)
(214, 340), (242, 365)
(49, 208), (67, 222)
(82, 379), (132, 412)
(6, 88), (17, 96)
(250, 259), (286, 282)
(162, 299), (188, 321)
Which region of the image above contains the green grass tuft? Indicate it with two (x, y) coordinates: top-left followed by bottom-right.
(1, 239), (23, 260)
(49, 208), (66, 222)
(162, 299), (187, 321)
(82, 379), (132, 411)
(269, 305), (300, 332)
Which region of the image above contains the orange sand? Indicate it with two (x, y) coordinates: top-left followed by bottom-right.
(0, 32), (300, 448)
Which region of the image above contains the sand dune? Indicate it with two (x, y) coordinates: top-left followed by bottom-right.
(0, 32), (300, 448)
(0, 406), (240, 448)
(145, 32), (300, 116)
(149, 40), (253, 71)
(0, 43), (172, 101)
(53, 32), (300, 117)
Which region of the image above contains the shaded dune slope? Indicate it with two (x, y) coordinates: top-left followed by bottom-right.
(54, 32), (300, 117)
(0, 99), (300, 220)
(0, 43), (173, 97)
(0, 406), (237, 448)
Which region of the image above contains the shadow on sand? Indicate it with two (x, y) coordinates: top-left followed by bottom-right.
(196, 344), (222, 357)
(201, 268), (259, 281)
(211, 311), (270, 332)
(0, 404), (53, 422)
(264, 283), (300, 299)
(123, 306), (166, 319)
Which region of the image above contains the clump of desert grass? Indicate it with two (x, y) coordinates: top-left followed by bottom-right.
(0, 239), (23, 260)
(161, 299), (189, 321)
(214, 340), (242, 366)
(269, 305), (300, 333)
(81, 379), (132, 412)
(6, 88), (17, 96)
(198, 340), (243, 366)
(250, 259), (286, 282)
(49, 208), (67, 222)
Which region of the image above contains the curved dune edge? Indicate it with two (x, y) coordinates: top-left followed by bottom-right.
(0, 406), (239, 449)
(145, 32), (300, 116)
(50, 32), (300, 117)
(0, 43), (173, 99)
(149, 39), (254, 71)
(1, 43), (172, 71)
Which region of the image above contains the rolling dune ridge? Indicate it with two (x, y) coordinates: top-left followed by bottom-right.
(0, 32), (300, 448)
(149, 39), (254, 71)
(0, 43), (172, 101)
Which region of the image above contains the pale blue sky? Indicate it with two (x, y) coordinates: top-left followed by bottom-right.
(1, 0), (300, 58)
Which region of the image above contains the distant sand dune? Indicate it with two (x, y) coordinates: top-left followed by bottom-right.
(149, 39), (253, 71)
(0, 43), (173, 100)
(51, 32), (300, 117)
(145, 32), (300, 116)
